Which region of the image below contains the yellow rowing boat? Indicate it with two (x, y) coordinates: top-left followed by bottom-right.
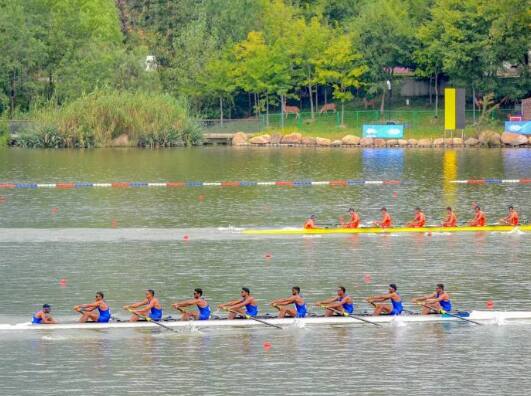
(242, 224), (531, 235)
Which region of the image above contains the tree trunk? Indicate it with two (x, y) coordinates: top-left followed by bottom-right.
(341, 102), (345, 125)
(307, 69), (314, 119)
(219, 96), (224, 126)
(10, 70), (16, 116)
(315, 85), (319, 114)
(266, 94), (269, 127)
(280, 94), (285, 129)
(434, 72), (439, 118)
(472, 87), (476, 123)
(379, 87), (386, 119)
(248, 93), (252, 116)
(429, 76), (433, 105)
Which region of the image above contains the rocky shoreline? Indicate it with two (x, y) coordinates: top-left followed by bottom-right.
(231, 131), (531, 148)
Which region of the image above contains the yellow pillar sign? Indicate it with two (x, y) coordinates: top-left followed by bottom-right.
(444, 88), (466, 130)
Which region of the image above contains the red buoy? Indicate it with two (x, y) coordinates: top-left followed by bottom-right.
(183, 235), (189, 241)
(486, 300), (494, 309)
(263, 341), (272, 351)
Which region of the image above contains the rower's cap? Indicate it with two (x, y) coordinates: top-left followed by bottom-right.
(43, 304), (51, 309)
(310, 214), (316, 219)
(348, 208), (354, 212)
(389, 284), (397, 291)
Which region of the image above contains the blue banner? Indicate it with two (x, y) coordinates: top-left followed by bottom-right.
(505, 121), (531, 135)
(362, 124), (404, 138)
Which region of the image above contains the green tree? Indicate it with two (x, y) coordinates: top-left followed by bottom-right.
(200, 54), (236, 125)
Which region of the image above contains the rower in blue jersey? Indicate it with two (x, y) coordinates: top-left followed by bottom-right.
(123, 289), (163, 322)
(270, 286), (307, 318)
(412, 283), (453, 315)
(316, 286), (355, 317)
(366, 284), (404, 315)
(32, 304), (57, 324)
(73, 291), (111, 323)
(219, 287), (259, 320)
(172, 288), (211, 321)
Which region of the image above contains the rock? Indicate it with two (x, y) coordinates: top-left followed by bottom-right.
(249, 134), (271, 144)
(386, 139), (398, 146)
(398, 139), (408, 147)
(433, 138), (444, 146)
(478, 130), (501, 146)
(374, 138), (386, 147)
(281, 132), (302, 144)
(231, 132), (248, 146)
(301, 136), (316, 145)
(407, 139), (418, 146)
(270, 133), (282, 144)
(452, 137), (463, 145)
(464, 137), (479, 146)
(418, 138), (432, 147)
(501, 132), (528, 146)
(316, 137), (332, 146)
(341, 135), (361, 145)
(111, 133), (129, 147)
(331, 140), (342, 146)
(360, 137), (373, 146)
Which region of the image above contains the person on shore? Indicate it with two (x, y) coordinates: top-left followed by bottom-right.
(442, 207), (457, 227)
(171, 288), (211, 321)
(73, 291), (111, 323)
(304, 215), (316, 229)
(341, 208), (360, 228)
(468, 206), (486, 227)
(373, 207), (392, 228)
(123, 289), (163, 322)
(499, 206), (519, 226)
(271, 286), (307, 318)
(218, 287), (258, 319)
(406, 207), (426, 228)
(315, 286), (354, 317)
(411, 284), (452, 315)
(366, 284), (403, 316)
(32, 304), (57, 324)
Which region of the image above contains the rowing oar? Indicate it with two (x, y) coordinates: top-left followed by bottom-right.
(125, 308), (179, 332)
(221, 307), (282, 330)
(417, 303), (482, 325)
(320, 305), (381, 327)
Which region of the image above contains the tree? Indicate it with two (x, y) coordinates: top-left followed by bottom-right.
(315, 34), (366, 125)
(200, 54), (236, 125)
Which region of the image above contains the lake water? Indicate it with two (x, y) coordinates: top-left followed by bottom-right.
(0, 147), (530, 395)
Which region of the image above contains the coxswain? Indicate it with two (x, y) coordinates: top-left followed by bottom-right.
(412, 283), (452, 315)
(366, 284), (403, 316)
(315, 286), (354, 317)
(406, 207), (426, 228)
(341, 208), (360, 228)
(442, 207), (457, 227)
(373, 207), (392, 228)
(123, 289), (163, 322)
(468, 205), (486, 226)
(270, 286), (307, 318)
(218, 287), (258, 320)
(499, 205), (519, 226)
(171, 288), (211, 321)
(73, 291), (111, 323)
(304, 215), (316, 229)
(32, 304), (57, 324)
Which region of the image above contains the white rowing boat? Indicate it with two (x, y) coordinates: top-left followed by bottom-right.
(1, 311), (530, 331)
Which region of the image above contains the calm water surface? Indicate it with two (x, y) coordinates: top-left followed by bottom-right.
(0, 147), (530, 395)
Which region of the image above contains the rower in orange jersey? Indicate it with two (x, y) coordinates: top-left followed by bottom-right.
(342, 208), (360, 228)
(499, 205), (519, 226)
(468, 205), (486, 227)
(304, 215), (316, 229)
(442, 206), (457, 227)
(373, 207), (392, 228)
(406, 207), (426, 228)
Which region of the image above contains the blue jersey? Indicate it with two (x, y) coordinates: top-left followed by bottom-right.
(341, 295), (354, 314)
(97, 304), (111, 323)
(149, 306), (163, 321)
(294, 301), (307, 318)
(436, 293), (452, 312)
(245, 302), (258, 317)
(197, 303), (211, 321)
(32, 311), (43, 324)
(391, 294), (403, 315)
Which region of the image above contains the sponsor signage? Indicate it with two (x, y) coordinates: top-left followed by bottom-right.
(504, 121), (531, 135)
(362, 124), (404, 138)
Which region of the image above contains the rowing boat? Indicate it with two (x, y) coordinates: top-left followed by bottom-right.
(1, 311), (530, 331)
(242, 225), (531, 235)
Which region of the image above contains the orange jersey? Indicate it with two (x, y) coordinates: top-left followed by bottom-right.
(346, 213), (360, 228)
(443, 212), (457, 227)
(413, 212), (426, 227)
(381, 213), (392, 228)
(471, 211), (486, 226)
(304, 219), (315, 229)
(508, 211), (519, 226)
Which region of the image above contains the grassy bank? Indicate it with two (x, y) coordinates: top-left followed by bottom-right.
(14, 91), (201, 148)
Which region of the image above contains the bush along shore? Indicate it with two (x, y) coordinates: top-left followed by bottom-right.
(10, 91), (202, 149)
(231, 130), (531, 148)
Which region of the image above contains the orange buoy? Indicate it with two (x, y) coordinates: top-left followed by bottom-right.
(486, 300), (494, 309)
(263, 341), (272, 351)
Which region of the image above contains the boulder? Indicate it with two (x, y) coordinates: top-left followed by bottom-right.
(433, 138), (444, 146)
(452, 137), (463, 145)
(407, 139), (418, 146)
(301, 136), (316, 145)
(281, 132), (302, 144)
(418, 138), (432, 147)
(270, 133), (282, 144)
(249, 134), (271, 144)
(398, 139), (408, 147)
(374, 138), (386, 147)
(111, 134), (129, 147)
(231, 132), (248, 146)
(464, 137), (479, 146)
(386, 139), (398, 146)
(341, 135), (361, 145)
(360, 137), (374, 146)
(478, 130), (501, 146)
(331, 140), (342, 146)
(316, 137), (332, 146)
(501, 132), (528, 146)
